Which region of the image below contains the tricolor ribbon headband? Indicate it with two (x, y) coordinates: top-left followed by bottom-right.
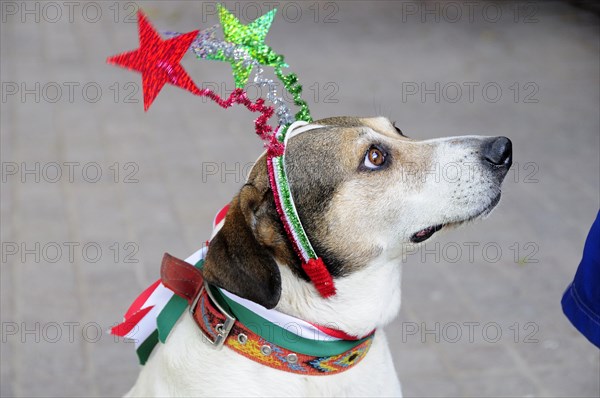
(107, 6), (336, 297)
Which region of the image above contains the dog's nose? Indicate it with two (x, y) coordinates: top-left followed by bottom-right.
(483, 137), (512, 168)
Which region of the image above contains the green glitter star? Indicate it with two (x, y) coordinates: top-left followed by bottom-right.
(210, 4), (285, 88)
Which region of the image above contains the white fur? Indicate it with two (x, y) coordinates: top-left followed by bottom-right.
(126, 255), (403, 397)
(125, 118), (508, 397)
(275, 256), (402, 339)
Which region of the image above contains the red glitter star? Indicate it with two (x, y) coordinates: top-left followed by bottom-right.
(107, 10), (200, 111)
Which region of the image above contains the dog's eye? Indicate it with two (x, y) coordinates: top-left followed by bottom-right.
(364, 146), (386, 169)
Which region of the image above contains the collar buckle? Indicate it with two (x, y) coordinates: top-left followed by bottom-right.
(189, 282), (236, 350)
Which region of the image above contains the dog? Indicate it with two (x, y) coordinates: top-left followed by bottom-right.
(125, 116), (512, 397)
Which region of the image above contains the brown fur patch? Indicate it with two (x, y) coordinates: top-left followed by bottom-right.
(204, 116), (436, 303)
(202, 155), (304, 308)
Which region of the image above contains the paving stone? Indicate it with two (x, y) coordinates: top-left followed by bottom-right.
(533, 357), (600, 398)
(457, 369), (540, 397)
(1, 1), (598, 397)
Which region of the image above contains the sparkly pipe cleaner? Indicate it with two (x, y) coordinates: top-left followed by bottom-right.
(107, 10), (279, 153)
(208, 4), (312, 126)
(198, 88), (281, 154)
(163, 5), (312, 127)
(202, 40), (296, 127)
(274, 66), (312, 126)
(163, 25), (218, 59)
(164, 30), (295, 126)
(161, 8), (328, 294)
(107, 7), (333, 297)
(267, 122), (335, 297)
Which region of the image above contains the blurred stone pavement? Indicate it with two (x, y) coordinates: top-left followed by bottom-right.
(1, 1), (598, 397)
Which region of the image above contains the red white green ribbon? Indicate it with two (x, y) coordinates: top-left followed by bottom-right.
(111, 204), (363, 365)
(109, 247), (208, 364)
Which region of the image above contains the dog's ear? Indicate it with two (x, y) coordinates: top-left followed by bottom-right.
(202, 155), (295, 309)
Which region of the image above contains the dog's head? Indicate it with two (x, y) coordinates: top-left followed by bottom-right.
(203, 116), (512, 321)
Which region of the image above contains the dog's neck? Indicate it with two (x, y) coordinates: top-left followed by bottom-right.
(274, 255), (403, 338)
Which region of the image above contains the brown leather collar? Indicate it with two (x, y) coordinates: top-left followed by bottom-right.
(161, 253), (205, 303)
(161, 252), (235, 348)
(159, 253), (374, 375)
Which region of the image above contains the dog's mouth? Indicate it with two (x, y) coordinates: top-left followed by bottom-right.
(410, 193), (502, 244)
(410, 224), (444, 243)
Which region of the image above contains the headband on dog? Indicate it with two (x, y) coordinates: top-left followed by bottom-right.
(107, 6), (336, 297)
(267, 122), (335, 297)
